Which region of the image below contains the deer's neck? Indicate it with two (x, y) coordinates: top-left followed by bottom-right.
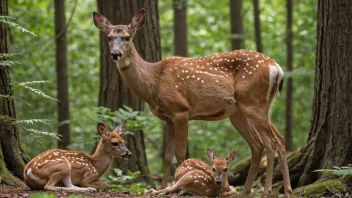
(90, 139), (112, 177)
(116, 44), (157, 105)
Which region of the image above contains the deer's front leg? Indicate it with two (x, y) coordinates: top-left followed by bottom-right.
(172, 113), (189, 165)
(160, 121), (176, 189)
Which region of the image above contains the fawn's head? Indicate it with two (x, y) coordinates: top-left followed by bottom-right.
(93, 9), (145, 62)
(207, 149), (236, 185)
(97, 121), (132, 159)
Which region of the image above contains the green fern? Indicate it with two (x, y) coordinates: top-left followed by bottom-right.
(315, 165), (352, 179)
(0, 60), (21, 66)
(13, 81), (58, 101)
(0, 94), (31, 106)
(22, 127), (61, 140)
(0, 16), (37, 36)
(0, 53), (20, 58)
(17, 119), (51, 125)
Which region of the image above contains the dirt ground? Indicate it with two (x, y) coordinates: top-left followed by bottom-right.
(0, 185), (210, 198)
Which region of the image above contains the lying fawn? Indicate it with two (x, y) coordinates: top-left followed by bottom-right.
(149, 149), (236, 197)
(23, 121), (132, 192)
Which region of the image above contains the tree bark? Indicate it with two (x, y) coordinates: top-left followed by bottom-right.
(0, 0), (28, 185)
(252, 0), (262, 52)
(54, 0), (70, 149)
(173, 0), (187, 57)
(297, 0), (352, 187)
(229, 0), (244, 50)
(285, 0), (293, 151)
(97, 0), (161, 184)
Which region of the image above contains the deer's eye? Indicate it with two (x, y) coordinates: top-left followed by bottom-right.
(108, 36), (112, 41)
(111, 142), (119, 146)
(125, 36), (130, 41)
(213, 167), (216, 172)
(224, 168), (227, 172)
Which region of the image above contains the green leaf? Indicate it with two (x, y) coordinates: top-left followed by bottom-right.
(22, 127), (61, 140)
(14, 82), (58, 101)
(0, 60), (21, 66)
(0, 53), (21, 58)
(17, 119), (51, 125)
(0, 16), (37, 36)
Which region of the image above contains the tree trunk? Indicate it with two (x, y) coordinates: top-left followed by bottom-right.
(296, 0), (352, 187)
(54, 0), (70, 149)
(252, 0), (262, 52)
(97, 0), (161, 184)
(285, 0), (293, 151)
(229, 0), (244, 50)
(174, 0), (187, 57)
(0, 0), (28, 185)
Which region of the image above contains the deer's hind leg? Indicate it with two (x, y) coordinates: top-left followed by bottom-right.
(43, 161), (96, 193)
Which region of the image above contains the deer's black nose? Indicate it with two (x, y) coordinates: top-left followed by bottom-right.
(111, 50), (122, 60)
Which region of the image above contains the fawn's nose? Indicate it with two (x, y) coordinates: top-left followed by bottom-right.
(123, 151), (132, 158)
(111, 50), (122, 60)
(215, 178), (222, 185)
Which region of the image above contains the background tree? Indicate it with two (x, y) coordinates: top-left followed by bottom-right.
(285, 0), (293, 151)
(54, 0), (70, 149)
(0, 0), (28, 185)
(96, 0), (161, 183)
(229, 0), (244, 50)
(252, 0), (262, 52)
(174, 0), (187, 57)
(295, 0), (352, 187)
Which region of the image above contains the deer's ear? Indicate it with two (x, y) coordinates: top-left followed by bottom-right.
(226, 151), (236, 163)
(93, 11), (112, 34)
(113, 120), (127, 136)
(207, 149), (217, 162)
(130, 8), (145, 31)
(97, 122), (109, 139)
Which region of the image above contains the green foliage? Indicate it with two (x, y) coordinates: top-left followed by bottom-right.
(29, 193), (56, 198)
(107, 168), (149, 194)
(316, 165), (352, 179)
(29, 193), (83, 198)
(0, 16), (37, 36)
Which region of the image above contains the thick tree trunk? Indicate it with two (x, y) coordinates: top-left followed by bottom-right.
(229, 0), (244, 50)
(97, 0), (161, 184)
(0, 0), (28, 185)
(296, 0), (352, 186)
(285, 0), (293, 151)
(252, 0), (262, 52)
(54, 0), (70, 149)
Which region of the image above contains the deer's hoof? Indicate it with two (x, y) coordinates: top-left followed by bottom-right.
(87, 187), (97, 193)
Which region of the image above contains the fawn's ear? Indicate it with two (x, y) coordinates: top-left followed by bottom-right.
(226, 151), (236, 163)
(97, 122), (109, 139)
(93, 11), (112, 34)
(130, 8), (145, 32)
(207, 149), (217, 162)
(113, 120), (127, 136)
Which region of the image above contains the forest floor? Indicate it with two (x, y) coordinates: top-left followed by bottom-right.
(0, 185), (211, 198)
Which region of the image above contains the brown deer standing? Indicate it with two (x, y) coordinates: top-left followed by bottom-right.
(93, 8), (292, 197)
(23, 121), (132, 192)
(149, 149), (237, 197)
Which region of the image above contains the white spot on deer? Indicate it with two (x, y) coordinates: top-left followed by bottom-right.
(242, 75), (246, 79)
(169, 69), (172, 71)
(195, 180), (199, 183)
(216, 80), (219, 83)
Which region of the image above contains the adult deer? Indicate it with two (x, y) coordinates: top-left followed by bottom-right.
(93, 8), (292, 197)
(23, 121), (132, 192)
(149, 149), (237, 197)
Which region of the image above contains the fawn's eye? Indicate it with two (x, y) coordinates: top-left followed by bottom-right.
(111, 142), (119, 146)
(213, 167), (216, 172)
(125, 36), (130, 41)
(108, 36), (111, 41)
(224, 168), (227, 172)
